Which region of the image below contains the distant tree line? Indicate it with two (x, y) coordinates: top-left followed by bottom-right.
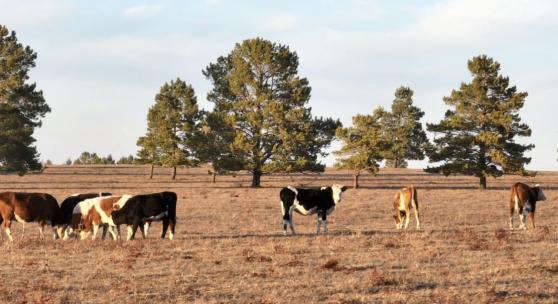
(0, 23), (535, 189)
(64, 152), (135, 165)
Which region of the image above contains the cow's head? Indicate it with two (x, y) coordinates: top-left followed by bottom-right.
(534, 184), (547, 201)
(332, 184), (348, 204)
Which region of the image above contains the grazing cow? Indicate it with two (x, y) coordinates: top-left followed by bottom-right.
(111, 192), (177, 240)
(59, 192), (111, 239)
(509, 183), (547, 230)
(71, 195), (132, 240)
(279, 185), (348, 235)
(0, 192), (61, 241)
(392, 186), (420, 230)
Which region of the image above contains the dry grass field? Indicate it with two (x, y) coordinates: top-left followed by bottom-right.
(1, 165), (558, 303)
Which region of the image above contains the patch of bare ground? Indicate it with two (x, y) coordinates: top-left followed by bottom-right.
(1, 166), (557, 303)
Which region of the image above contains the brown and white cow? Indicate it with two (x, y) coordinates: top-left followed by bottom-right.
(509, 182), (547, 230)
(0, 192), (61, 241)
(71, 195), (133, 240)
(392, 186), (420, 230)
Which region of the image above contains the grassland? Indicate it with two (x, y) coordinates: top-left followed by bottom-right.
(0, 165), (557, 303)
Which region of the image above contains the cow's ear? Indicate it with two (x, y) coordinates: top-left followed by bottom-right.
(341, 186), (348, 192)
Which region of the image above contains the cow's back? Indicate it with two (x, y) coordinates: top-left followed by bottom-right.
(60, 193), (109, 225)
(12, 193), (60, 224)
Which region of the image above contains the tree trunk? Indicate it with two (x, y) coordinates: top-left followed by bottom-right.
(251, 169), (262, 187)
(479, 175), (487, 189)
(353, 170), (360, 189)
(149, 164), (154, 179)
(171, 166), (177, 180)
(212, 172), (216, 183)
(394, 158), (399, 168)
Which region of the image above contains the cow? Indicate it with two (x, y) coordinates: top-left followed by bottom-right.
(509, 182), (547, 230)
(279, 185), (348, 235)
(71, 195), (132, 240)
(0, 192), (61, 241)
(392, 186), (420, 230)
(59, 192), (111, 239)
(111, 191), (177, 240)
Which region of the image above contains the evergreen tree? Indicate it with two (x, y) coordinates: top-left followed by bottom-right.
(334, 108), (387, 189)
(382, 86), (428, 168)
(203, 38), (339, 187)
(0, 25), (50, 174)
(117, 154), (135, 165)
(137, 78), (202, 179)
(426, 55), (533, 189)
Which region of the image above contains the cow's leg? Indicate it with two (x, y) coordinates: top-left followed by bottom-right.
(168, 219), (175, 240)
(38, 222), (45, 239)
(52, 224), (60, 240)
(161, 218), (169, 239)
(529, 204), (536, 229)
(3, 219), (13, 242)
(519, 209), (526, 230)
(130, 218), (142, 240)
(92, 224), (99, 240)
(404, 207), (411, 229)
(142, 222), (150, 238)
(316, 213), (322, 235)
(322, 213), (328, 234)
(107, 226), (118, 240)
(101, 225), (108, 240)
(288, 206), (296, 235)
(126, 225), (133, 241)
(412, 199), (421, 230)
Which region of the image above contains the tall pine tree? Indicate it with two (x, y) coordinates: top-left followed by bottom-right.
(426, 55), (533, 188)
(137, 78), (202, 179)
(203, 38), (339, 187)
(382, 86), (428, 168)
(0, 25), (50, 174)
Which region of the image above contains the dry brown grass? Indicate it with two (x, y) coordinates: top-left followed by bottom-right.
(1, 165), (557, 303)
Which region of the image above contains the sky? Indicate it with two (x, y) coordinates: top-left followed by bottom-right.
(1, 0), (557, 170)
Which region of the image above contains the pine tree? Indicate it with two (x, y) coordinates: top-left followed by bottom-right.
(137, 78), (202, 179)
(0, 25), (51, 175)
(426, 55), (533, 189)
(203, 38), (339, 187)
(334, 108), (387, 189)
(382, 86), (428, 168)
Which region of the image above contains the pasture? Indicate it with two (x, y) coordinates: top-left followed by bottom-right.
(1, 165), (558, 303)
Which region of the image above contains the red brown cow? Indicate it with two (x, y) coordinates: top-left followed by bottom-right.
(71, 195), (134, 240)
(509, 183), (547, 230)
(393, 186), (420, 230)
(0, 192), (61, 241)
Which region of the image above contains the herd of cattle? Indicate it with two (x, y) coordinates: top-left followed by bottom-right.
(0, 181), (548, 242)
(0, 191), (176, 241)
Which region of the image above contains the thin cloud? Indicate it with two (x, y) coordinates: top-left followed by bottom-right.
(123, 4), (164, 18)
(260, 13), (298, 32)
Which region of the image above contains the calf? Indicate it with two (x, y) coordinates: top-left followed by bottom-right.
(392, 186), (420, 230)
(111, 192), (177, 240)
(280, 185), (347, 235)
(0, 192), (61, 241)
(509, 182), (547, 230)
(59, 192), (111, 239)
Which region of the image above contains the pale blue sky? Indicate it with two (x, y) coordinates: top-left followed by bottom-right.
(1, 0), (557, 170)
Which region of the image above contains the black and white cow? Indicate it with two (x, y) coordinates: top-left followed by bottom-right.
(280, 185), (348, 235)
(111, 191), (177, 240)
